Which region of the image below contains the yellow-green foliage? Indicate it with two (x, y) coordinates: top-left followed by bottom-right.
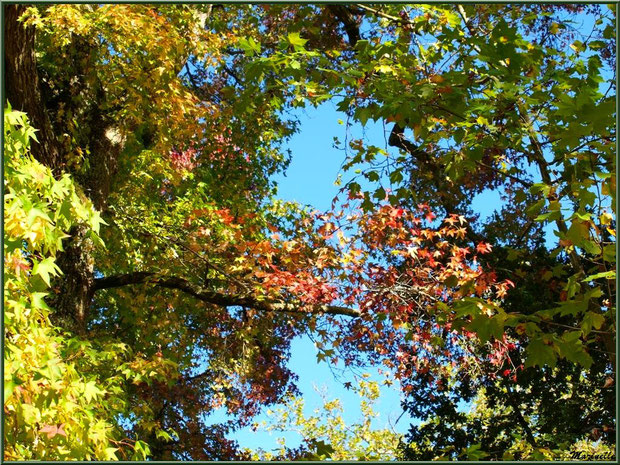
(3, 107), (172, 460)
(247, 376), (402, 460)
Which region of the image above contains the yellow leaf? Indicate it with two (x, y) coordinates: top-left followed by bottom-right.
(104, 447), (118, 460)
(600, 212), (614, 225)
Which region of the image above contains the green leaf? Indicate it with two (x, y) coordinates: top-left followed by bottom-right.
(287, 32), (308, 50)
(562, 330), (582, 343)
(525, 338), (556, 368)
(373, 187), (386, 201)
(357, 107), (371, 126)
(557, 297), (589, 316)
(443, 275), (459, 288)
(566, 220), (590, 246)
(376, 64), (395, 74)
(389, 169), (404, 184)
(314, 440), (335, 458)
(104, 447), (118, 460)
(89, 209), (107, 235)
(30, 292), (51, 311)
(4, 377), (24, 404)
(581, 239), (600, 255)
(556, 338), (593, 369)
(489, 312), (508, 340)
(467, 315), (491, 344)
(27, 207), (52, 224)
(348, 181), (361, 196)
(526, 198), (546, 218)
(83, 380), (105, 402)
(133, 440), (151, 460)
(238, 37), (261, 56)
(602, 244), (615, 262)
(564, 274), (580, 299)
(535, 210), (561, 222)
(583, 270), (615, 282)
(463, 444), (488, 460)
(581, 312), (605, 335)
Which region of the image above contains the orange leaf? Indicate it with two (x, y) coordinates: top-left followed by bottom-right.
(476, 242), (493, 254)
(57, 423), (67, 437)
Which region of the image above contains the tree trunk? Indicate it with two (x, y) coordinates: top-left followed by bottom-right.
(49, 225), (95, 334)
(4, 4), (61, 172)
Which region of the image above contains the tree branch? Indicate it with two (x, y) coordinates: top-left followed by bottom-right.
(516, 104), (584, 275)
(327, 5), (362, 46)
(388, 124), (488, 245)
(92, 272), (360, 318)
(388, 124), (431, 165)
(476, 160), (532, 188)
(184, 62), (200, 90)
(506, 386), (538, 447)
(355, 4), (413, 26)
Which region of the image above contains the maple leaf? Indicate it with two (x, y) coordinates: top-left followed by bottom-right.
(6, 252), (30, 277)
(476, 242), (493, 254)
(5, 4), (614, 461)
(443, 215), (458, 225)
(425, 211), (436, 222)
(39, 423), (67, 439)
(429, 74), (444, 83)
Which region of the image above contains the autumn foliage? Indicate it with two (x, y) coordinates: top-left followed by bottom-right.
(4, 3), (616, 461)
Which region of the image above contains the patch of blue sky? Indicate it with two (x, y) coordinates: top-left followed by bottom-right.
(274, 101), (385, 211)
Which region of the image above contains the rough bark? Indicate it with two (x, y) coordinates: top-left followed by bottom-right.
(388, 124), (435, 170)
(326, 5), (361, 46)
(49, 225), (95, 334)
(4, 4), (61, 172)
(76, 83), (121, 212)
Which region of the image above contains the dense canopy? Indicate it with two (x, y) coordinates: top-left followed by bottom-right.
(3, 3), (616, 461)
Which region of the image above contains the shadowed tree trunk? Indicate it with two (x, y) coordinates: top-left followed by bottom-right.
(5, 4), (61, 172)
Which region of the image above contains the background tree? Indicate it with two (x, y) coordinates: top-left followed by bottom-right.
(4, 3), (615, 460)
(247, 376), (402, 461)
